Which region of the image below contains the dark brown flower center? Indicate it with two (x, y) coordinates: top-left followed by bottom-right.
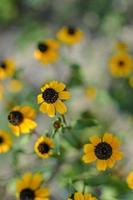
(42, 88), (58, 104)
(118, 60), (125, 67)
(38, 142), (50, 154)
(67, 26), (76, 35)
(0, 61), (6, 69)
(95, 142), (112, 160)
(8, 111), (24, 126)
(20, 188), (35, 200)
(38, 42), (49, 52)
(0, 136), (4, 144)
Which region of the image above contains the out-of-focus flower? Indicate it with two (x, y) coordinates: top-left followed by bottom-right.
(116, 41), (128, 52)
(16, 172), (50, 200)
(85, 86), (97, 100)
(82, 133), (123, 171)
(0, 59), (15, 80)
(109, 52), (133, 77)
(128, 76), (133, 88)
(68, 192), (97, 200)
(127, 171), (133, 189)
(34, 136), (54, 159)
(37, 81), (71, 117)
(8, 79), (23, 93)
(0, 83), (4, 100)
(57, 26), (83, 45)
(34, 39), (59, 64)
(0, 130), (12, 153)
(8, 106), (37, 136)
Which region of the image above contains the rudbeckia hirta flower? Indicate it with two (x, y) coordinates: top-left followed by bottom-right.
(68, 192), (97, 200)
(0, 130), (12, 153)
(8, 106), (37, 136)
(0, 59), (15, 80)
(57, 26), (83, 45)
(34, 39), (59, 64)
(34, 136), (54, 159)
(82, 133), (123, 171)
(127, 171), (133, 189)
(16, 172), (50, 200)
(8, 79), (23, 93)
(109, 52), (133, 77)
(37, 81), (71, 117)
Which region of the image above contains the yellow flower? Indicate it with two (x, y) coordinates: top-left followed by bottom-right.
(82, 133), (123, 171)
(116, 41), (128, 52)
(0, 59), (15, 80)
(0, 83), (4, 100)
(0, 130), (12, 153)
(85, 86), (97, 100)
(127, 171), (133, 189)
(57, 26), (83, 45)
(37, 81), (71, 117)
(16, 172), (50, 200)
(8, 79), (23, 93)
(68, 192), (97, 200)
(8, 106), (37, 136)
(34, 136), (54, 159)
(109, 52), (133, 77)
(34, 39), (59, 64)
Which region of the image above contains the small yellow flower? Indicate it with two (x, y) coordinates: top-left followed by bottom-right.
(68, 192), (97, 200)
(116, 41), (128, 52)
(82, 133), (123, 171)
(0, 83), (4, 100)
(37, 81), (71, 117)
(0, 130), (12, 154)
(85, 86), (97, 100)
(34, 136), (54, 159)
(0, 59), (15, 80)
(127, 171), (133, 189)
(34, 39), (59, 64)
(8, 79), (23, 93)
(109, 52), (133, 77)
(16, 172), (50, 200)
(8, 106), (37, 136)
(57, 26), (83, 45)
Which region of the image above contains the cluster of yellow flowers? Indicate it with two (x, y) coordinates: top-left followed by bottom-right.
(1, 26), (133, 200)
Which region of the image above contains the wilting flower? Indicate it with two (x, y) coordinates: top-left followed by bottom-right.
(57, 26), (83, 45)
(0, 130), (12, 153)
(109, 52), (133, 77)
(68, 192), (97, 200)
(34, 39), (59, 64)
(0, 83), (4, 100)
(34, 136), (54, 159)
(127, 171), (133, 189)
(16, 172), (50, 200)
(8, 79), (23, 93)
(37, 81), (71, 117)
(82, 133), (123, 171)
(0, 59), (15, 80)
(85, 86), (97, 100)
(8, 106), (37, 136)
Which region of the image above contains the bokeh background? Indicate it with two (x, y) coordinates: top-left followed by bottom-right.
(1, 0), (133, 199)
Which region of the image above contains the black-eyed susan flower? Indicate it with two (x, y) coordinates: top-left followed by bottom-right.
(34, 136), (54, 159)
(37, 81), (71, 117)
(8, 79), (23, 93)
(0, 83), (4, 100)
(16, 172), (50, 200)
(8, 106), (37, 136)
(82, 133), (123, 171)
(109, 52), (133, 77)
(34, 39), (59, 64)
(68, 192), (97, 200)
(0, 59), (15, 80)
(0, 130), (12, 153)
(127, 171), (133, 189)
(57, 26), (83, 45)
(85, 86), (97, 100)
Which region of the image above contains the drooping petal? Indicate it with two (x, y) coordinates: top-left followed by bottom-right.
(47, 104), (55, 117)
(54, 100), (67, 114)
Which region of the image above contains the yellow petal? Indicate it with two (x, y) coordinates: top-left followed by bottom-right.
(30, 173), (43, 190)
(96, 160), (107, 171)
(113, 151), (123, 160)
(74, 192), (84, 200)
(39, 102), (48, 113)
(37, 94), (44, 104)
(9, 125), (20, 136)
(54, 100), (67, 114)
(82, 152), (96, 163)
(47, 104), (55, 117)
(24, 119), (37, 129)
(59, 91), (71, 100)
(21, 106), (36, 119)
(20, 123), (30, 133)
(83, 144), (94, 153)
(90, 135), (101, 146)
(107, 157), (115, 168)
(55, 82), (65, 92)
(35, 188), (50, 198)
(22, 172), (32, 187)
(112, 136), (121, 148)
(103, 133), (113, 145)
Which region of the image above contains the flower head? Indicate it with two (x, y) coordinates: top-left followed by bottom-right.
(34, 136), (54, 159)
(37, 81), (71, 117)
(82, 133), (123, 171)
(0, 59), (15, 80)
(127, 171), (133, 189)
(8, 79), (23, 93)
(8, 106), (37, 136)
(57, 26), (83, 45)
(0, 130), (12, 153)
(85, 86), (97, 100)
(109, 52), (133, 77)
(68, 192), (97, 200)
(34, 39), (59, 64)
(16, 172), (50, 200)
